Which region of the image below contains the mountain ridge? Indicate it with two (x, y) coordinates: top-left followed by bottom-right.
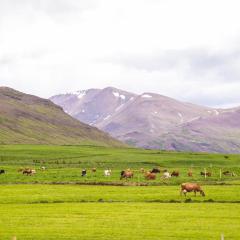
(0, 86), (125, 147)
(50, 87), (240, 153)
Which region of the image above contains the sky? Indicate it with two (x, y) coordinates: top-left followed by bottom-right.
(1, 0), (240, 108)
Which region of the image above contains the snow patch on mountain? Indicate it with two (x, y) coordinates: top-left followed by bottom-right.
(141, 94), (152, 98)
(104, 115), (111, 121)
(113, 91), (126, 100)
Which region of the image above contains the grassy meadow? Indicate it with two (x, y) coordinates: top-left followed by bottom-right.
(0, 145), (240, 239)
(0, 144), (240, 185)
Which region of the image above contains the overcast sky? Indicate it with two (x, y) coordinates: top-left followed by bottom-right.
(1, 0), (240, 108)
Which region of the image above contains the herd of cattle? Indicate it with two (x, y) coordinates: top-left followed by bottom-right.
(0, 167), (237, 197)
(0, 167), (236, 178)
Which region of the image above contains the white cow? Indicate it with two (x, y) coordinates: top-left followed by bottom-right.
(162, 171), (171, 179)
(104, 169), (112, 176)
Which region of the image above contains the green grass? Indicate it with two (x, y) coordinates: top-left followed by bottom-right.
(0, 145), (240, 185)
(0, 185), (239, 240)
(0, 145), (240, 239)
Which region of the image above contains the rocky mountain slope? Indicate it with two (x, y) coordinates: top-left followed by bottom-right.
(50, 87), (240, 153)
(0, 87), (124, 147)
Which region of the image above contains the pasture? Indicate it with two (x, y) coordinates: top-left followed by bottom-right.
(0, 145), (240, 185)
(0, 185), (240, 240)
(0, 145), (240, 239)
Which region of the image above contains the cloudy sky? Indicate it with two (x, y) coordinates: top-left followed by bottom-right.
(1, 0), (240, 108)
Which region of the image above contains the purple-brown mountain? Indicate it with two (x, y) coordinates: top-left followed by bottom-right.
(50, 87), (240, 153)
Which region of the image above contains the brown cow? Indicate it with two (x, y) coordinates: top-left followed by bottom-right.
(150, 168), (160, 174)
(23, 169), (36, 176)
(144, 172), (156, 180)
(120, 170), (134, 180)
(92, 168), (97, 173)
(200, 171), (211, 177)
(171, 171), (179, 177)
(180, 183), (205, 197)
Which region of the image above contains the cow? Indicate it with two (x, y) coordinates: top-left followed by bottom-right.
(40, 166), (46, 171)
(120, 170), (134, 180)
(104, 169), (111, 176)
(140, 168), (145, 173)
(151, 168), (160, 174)
(171, 171), (179, 177)
(180, 183), (205, 197)
(81, 169), (87, 177)
(200, 171), (211, 177)
(223, 171), (235, 176)
(0, 169), (5, 174)
(144, 172), (156, 180)
(92, 168), (97, 173)
(23, 169), (36, 176)
(162, 170), (171, 179)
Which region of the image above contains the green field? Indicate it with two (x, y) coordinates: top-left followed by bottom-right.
(0, 145), (240, 185)
(0, 185), (240, 240)
(0, 145), (240, 239)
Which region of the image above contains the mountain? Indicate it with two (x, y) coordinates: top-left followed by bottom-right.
(160, 108), (240, 153)
(50, 87), (240, 153)
(50, 87), (136, 126)
(0, 87), (124, 147)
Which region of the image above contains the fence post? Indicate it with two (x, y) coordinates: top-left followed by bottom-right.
(220, 169), (222, 179)
(204, 168), (207, 179)
(221, 233), (224, 240)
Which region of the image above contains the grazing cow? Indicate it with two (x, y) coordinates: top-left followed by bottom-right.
(200, 171), (211, 177)
(188, 170), (193, 177)
(81, 169), (87, 177)
(180, 183), (205, 197)
(0, 169), (5, 174)
(120, 170), (134, 180)
(223, 171), (235, 176)
(104, 169), (111, 176)
(171, 171), (179, 177)
(151, 168), (160, 174)
(22, 169), (36, 176)
(92, 168), (97, 173)
(144, 172), (156, 180)
(40, 166), (46, 171)
(162, 170), (171, 179)
(140, 168), (145, 173)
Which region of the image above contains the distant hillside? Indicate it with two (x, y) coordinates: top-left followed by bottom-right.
(0, 87), (124, 147)
(50, 87), (240, 153)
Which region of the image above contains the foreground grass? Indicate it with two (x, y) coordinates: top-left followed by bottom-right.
(0, 185), (239, 240)
(0, 202), (239, 240)
(0, 185), (239, 204)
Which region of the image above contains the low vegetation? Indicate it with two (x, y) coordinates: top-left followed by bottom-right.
(0, 145), (240, 239)
(0, 145), (239, 185)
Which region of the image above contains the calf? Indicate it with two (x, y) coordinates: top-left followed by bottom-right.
(0, 169), (5, 174)
(180, 183), (205, 197)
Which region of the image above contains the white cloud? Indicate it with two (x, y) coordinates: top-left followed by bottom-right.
(0, 0), (240, 108)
